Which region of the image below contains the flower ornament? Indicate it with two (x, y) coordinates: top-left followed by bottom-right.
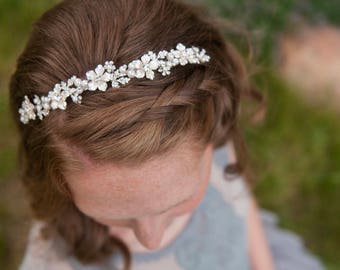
(86, 64), (113, 91)
(48, 83), (67, 110)
(172, 43), (189, 65)
(33, 95), (50, 120)
(126, 51), (159, 80)
(18, 43), (211, 124)
(113, 65), (131, 87)
(18, 96), (36, 124)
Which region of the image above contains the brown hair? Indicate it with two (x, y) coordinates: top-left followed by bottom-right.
(9, 0), (265, 268)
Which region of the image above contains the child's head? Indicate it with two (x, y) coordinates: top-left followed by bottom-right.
(9, 0), (260, 267)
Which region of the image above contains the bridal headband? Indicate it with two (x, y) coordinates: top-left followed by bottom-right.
(18, 43), (210, 124)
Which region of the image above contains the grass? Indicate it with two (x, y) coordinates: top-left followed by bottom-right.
(0, 0), (339, 270)
(243, 70), (340, 269)
(201, 0), (340, 63)
(0, 0), (60, 74)
(0, 2), (61, 270)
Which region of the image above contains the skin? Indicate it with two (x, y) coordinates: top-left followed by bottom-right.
(65, 141), (214, 251)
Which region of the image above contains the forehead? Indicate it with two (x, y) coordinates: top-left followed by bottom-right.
(65, 142), (207, 219)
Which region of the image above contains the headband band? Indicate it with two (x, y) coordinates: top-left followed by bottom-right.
(18, 43), (211, 124)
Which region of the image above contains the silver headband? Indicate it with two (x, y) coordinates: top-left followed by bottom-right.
(18, 43), (211, 124)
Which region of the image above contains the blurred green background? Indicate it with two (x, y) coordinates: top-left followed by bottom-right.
(0, 0), (339, 270)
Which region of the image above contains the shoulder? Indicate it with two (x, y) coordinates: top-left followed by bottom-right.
(19, 220), (73, 270)
(210, 141), (251, 220)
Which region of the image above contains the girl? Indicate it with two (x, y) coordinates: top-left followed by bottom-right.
(9, 0), (325, 269)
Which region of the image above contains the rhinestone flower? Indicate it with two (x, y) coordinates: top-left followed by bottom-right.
(86, 64), (112, 91)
